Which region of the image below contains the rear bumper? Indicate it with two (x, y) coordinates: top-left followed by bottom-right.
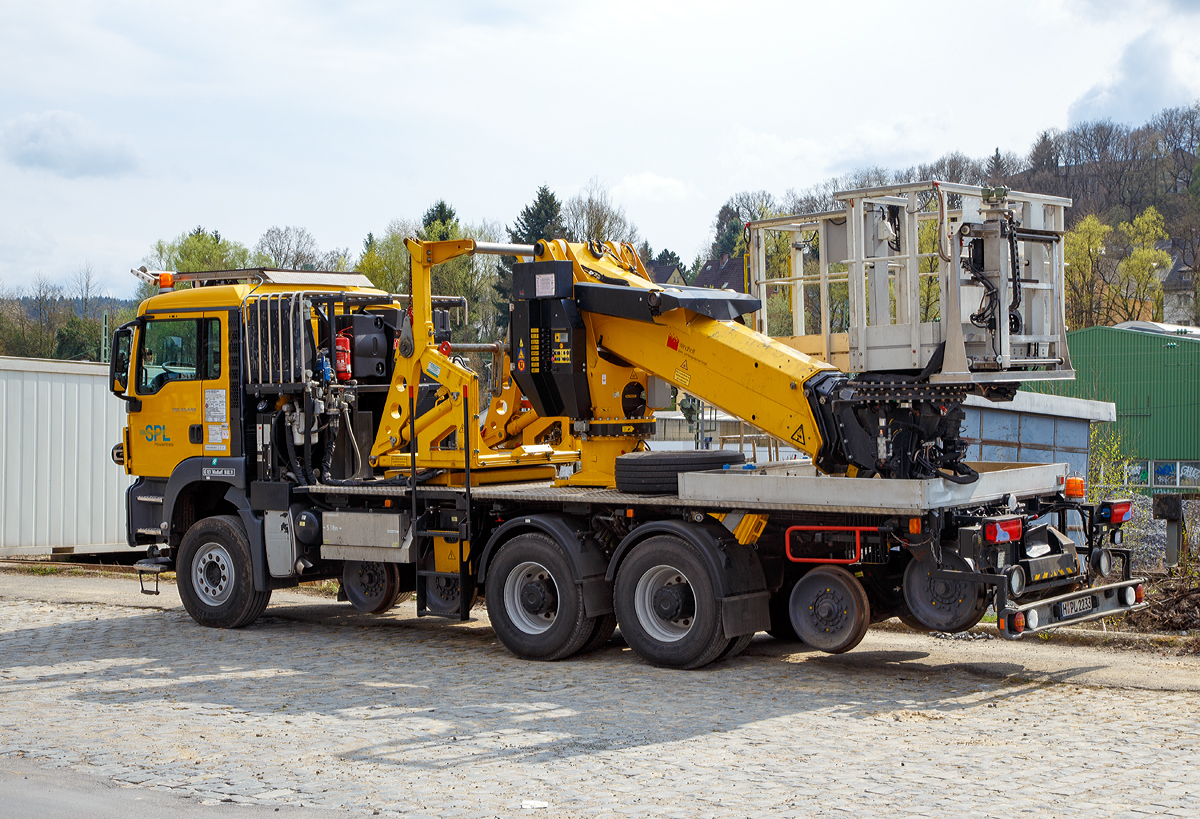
(997, 578), (1148, 639)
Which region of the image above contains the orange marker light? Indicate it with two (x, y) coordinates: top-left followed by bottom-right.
(908, 517), (922, 535)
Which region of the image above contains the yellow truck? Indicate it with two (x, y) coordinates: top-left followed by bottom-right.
(109, 182), (1147, 669)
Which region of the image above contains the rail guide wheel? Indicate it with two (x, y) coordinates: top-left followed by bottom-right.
(902, 551), (987, 633)
(342, 560), (402, 614)
(788, 565), (871, 654)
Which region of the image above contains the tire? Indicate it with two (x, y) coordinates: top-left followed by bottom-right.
(577, 613), (618, 655)
(485, 533), (594, 661)
(788, 565), (871, 654)
(716, 633), (754, 662)
(767, 579), (801, 642)
(178, 515), (271, 629)
(614, 535), (729, 669)
(614, 451), (746, 494)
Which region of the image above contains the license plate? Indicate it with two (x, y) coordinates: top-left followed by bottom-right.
(1060, 597), (1094, 618)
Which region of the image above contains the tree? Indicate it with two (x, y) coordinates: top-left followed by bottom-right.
(54, 315), (100, 360)
(495, 186), (565, 333)
(71, 263), (101, 320)
(654, 248), (683, 271)
(1064, 214), (1115, 329)
(357, 219), (419, 294)
(709, 204), (742, 260)
(562, 179), (639, 245)
(1108, 206), (1172, 323)
(636, 240), (653, 265)
(142, 227), (252, 279)
(986, 148), (1006, 182)
(422, 201), (458, 235)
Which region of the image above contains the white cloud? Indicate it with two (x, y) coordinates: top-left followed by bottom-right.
(612, 173), (695, 204)
(1069, 30), (1200, 123)
(1, 111), (140, 178)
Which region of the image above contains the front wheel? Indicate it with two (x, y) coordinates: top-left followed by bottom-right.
(177, 515), (271, 628)
(486, 533), (594, 661)
(614, 536), (729, 669)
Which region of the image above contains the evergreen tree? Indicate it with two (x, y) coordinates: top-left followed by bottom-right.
(494, 186), (564, 333)
(654, 248), (683, 271)
(422, 201), (458, 233)
(986, 148), (1006, 182)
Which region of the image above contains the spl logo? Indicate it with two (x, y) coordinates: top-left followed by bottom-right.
(143, 424), (171, 443)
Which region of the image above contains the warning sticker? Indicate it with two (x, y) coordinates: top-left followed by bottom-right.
(207, 424), (224, 444)
(674, 367), (691, 387)
(204, 389), (226, 422)
(427, 361), (441, 378)
(791, 425), (806, 446)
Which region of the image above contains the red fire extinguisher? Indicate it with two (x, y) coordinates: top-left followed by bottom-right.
(335, 331), (352, 381)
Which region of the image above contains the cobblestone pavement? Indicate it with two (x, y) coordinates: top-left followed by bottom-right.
(2, 577), (1198, 818)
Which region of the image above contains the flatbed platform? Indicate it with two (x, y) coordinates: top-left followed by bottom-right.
(295, 461), (1067, 516)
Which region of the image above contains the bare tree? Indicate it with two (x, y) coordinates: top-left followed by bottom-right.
(71, 262), (102, 319)
(254, 226), (322, 269)
(562, 179), (640, 245)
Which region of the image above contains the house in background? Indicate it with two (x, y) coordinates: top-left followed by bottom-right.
(1161, 250), (1196, 326)
(692, 254), (747, 293)
(648, 263), (686, 287)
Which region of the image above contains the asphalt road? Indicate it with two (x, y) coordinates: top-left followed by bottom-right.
(1, 571), (1197, 818)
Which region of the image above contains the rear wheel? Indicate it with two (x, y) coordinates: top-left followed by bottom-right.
(614, 536), (729, 669)
(486, 533), (593, 661)
(788, 565), (870, 654)
(178, 515), (271, 629)
(577, 613), (618, 655)
(716, 633), (754, 662)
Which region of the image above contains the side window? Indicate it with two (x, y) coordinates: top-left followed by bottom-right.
(204, 318), (221, 380)
(138, 319), (200, 394)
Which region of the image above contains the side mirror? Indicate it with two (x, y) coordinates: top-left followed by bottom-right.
(110, 325), (134, 395)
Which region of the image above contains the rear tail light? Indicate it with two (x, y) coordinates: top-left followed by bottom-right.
(1065, 474), (1086, 499)
(985, 516), (1023, 543)
(1099, 500), (1133, 525)
(1135, 583), (1144, 604)
(1010, 611), (1025, 634)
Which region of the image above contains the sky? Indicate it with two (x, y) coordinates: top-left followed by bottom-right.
(1, 0), (1199, 300)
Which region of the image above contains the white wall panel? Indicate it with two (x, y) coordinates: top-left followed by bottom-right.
(0, 357), (133, 555)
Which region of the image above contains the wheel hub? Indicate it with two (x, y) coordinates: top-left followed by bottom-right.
(193, 542), (234, 607)
(652, 584), (695, 622)
(809, 588), (849, 631)
(503, 561), (558, 635)
(520, 580), (556, 615)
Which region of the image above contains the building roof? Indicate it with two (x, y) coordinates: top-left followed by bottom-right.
(647, 264), (685, 285)
(1113, 320), (1200, 336)
(692, 255), (746, 292)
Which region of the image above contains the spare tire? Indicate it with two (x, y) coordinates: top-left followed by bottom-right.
(614, 450), (746, 494)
